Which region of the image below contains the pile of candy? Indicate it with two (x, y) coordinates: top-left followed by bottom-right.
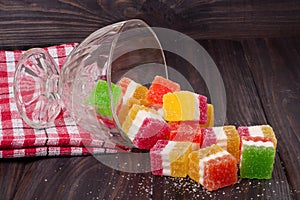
(86, 76), (277, 191)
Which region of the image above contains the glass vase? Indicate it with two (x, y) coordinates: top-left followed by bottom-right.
(13, 19), (168, 147)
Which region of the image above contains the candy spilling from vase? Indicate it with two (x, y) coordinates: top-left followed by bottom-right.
(86, 76), (277, 191)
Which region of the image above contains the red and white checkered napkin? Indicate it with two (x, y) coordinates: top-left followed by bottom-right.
(0, 43), (127, 158)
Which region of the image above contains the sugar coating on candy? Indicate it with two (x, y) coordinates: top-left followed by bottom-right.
(169, 121), (202, 150)
(118, 77), (149, 106)
(118, 77), (132, 95)
(163, 91), (207, 123)
(151, 75), (180, 91)
(150, 140), (193, 177)
(117, 77), (149, 124)
(162, 92), (182, 121)
(201, 126), (240, 161)
(146, 76), (180, 105)
(188, 144), (238, 191)
(239, 136), (275, 179)
(117, 103), (131, 125)
(150, 140), (168, 175)
(223, 126), (240, 162)
(122, 104), (170, 150)
(199, 95), (208, 124)
(238, 125), (277, 149)
(175, 91), (198, 120)
(200, 128), (217, 148)
(214, 127), (227, 146)
(85, 80), (122, 119)
(200, 104), (214, 128)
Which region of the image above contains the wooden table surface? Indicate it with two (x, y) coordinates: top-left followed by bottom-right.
(1, 1), (300, 199)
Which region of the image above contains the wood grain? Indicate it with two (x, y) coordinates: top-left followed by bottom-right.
(203, 39), (295, 199)
(0, 39), (296, 199)
(242, 37), (300, 199)
(1, 1), (300, 199)
(1, 0), (300, 49)
(0, 160), (26, 200)
(12, 156), (153, 200)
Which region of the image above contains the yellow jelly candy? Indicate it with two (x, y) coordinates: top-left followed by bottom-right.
(163, 93), (182, 121)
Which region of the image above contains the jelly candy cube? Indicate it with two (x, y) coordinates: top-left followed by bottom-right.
(117, 77), (149, 124)
(169, 121), (202, 150)
(239, 136), (275, 179)
(201, 126), (240, 161)
(200, 104), (214, 128)
(162, 92), (182, 121)
(146, 76), (180, 105)
(150, 140), (193, 177)
(122, 105), (170, 150)
(118, 77), (148, 106)
(85, 80), (122, 119)
(188, 144), (238, 191)
(163, 91), (207, 123)
(238, 125), (277, 149)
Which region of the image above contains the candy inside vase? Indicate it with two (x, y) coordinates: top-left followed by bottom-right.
(14, 19), (169, 147)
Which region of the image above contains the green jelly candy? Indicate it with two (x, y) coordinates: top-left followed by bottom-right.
(85, 80), (122, 118)
(240, 138), (275, 179)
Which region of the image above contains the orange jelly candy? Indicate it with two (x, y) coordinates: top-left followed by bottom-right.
(146, 76), (180, 105)
(188, 144), (238, 191)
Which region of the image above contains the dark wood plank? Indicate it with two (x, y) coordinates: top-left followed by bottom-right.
(200, 39), (269, 125)
(242, 37), (300, 199)
(1, 38), (296, 199)
(12, 156), (153, 200)
(0, 160), (26, 200)
(1, 0), (300, 49)
(151, 39), (293, 199)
